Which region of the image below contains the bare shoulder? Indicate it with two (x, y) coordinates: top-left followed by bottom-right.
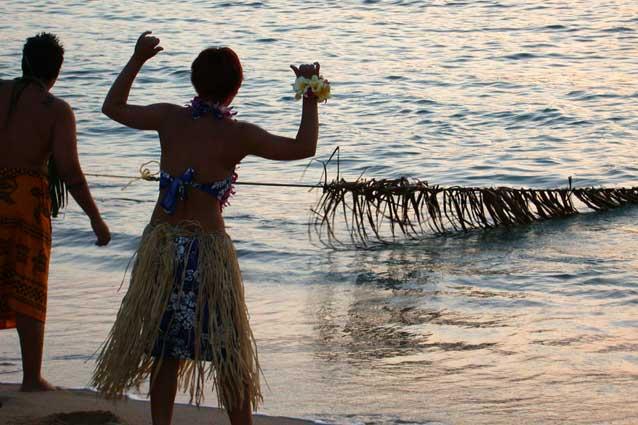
(160, 103), (196, 128)
(48, 96), (74, 118)
(163, 102), (187, 117)
(233, 119), (254, 129)
(39, 96), (76, 127)
(232, 119), (263, 136)
(232, 119), (287, 143)
(146, 102), (185, 122)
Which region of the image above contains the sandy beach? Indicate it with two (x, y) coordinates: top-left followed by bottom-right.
(0, 383), (315, 425)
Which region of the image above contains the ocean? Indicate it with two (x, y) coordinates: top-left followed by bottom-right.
(1, 1), (637, 424)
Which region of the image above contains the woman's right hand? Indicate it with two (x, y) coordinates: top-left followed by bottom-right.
(290, 62), (320, 78)
(133, 31), (163, 62)
(91, 217), (111, 246)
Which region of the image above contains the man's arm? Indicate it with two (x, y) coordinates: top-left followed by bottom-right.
(52, 100), (110, 246)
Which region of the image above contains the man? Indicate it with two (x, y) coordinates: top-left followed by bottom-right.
(0, 33), (110, 391)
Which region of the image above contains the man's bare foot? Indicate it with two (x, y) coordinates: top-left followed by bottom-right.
(20, 377), (57, 392)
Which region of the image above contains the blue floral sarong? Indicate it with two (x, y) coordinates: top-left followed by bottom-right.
(151, 236), (214, 360)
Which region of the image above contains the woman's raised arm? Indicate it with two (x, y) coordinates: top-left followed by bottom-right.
(102, 31), (175, 130)
(238, 63), (320, 161)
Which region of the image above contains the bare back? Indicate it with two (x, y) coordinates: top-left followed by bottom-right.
(151, 105), (245, 231)
(103, 33), (319, 234)
(0, 80), (58, 171)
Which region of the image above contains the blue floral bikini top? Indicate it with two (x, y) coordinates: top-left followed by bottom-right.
(159, 168), (237, 214)
(158, 97), (238, 215)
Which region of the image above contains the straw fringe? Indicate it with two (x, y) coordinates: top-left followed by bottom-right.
(312, 178), (638, 246)
(91, 223), (262, 411)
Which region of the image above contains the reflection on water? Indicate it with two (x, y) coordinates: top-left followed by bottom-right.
(300, 209), (638, 424)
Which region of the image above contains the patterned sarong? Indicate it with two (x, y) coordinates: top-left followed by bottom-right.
(150, 235), (217, 361)
(0, 168), (52, 329)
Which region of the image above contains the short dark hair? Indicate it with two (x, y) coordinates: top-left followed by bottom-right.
(191, 47), (243, 104)
(22, 32), (64, 82)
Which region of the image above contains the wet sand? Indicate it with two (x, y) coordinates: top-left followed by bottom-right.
(0, 383), (315, 425)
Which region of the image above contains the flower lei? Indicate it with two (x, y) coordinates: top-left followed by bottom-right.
(293, 74), (331, 102)
(187, 97), (237, 119)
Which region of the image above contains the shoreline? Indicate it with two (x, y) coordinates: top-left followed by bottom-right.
(0, 383), (318, 425)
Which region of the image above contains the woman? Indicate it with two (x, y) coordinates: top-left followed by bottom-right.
(91, 32), (322, 425)
(0, 32), (110, 392)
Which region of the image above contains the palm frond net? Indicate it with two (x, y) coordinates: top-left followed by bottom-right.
(310, 151), (638, 247)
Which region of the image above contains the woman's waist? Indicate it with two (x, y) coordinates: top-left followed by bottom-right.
(142, 220), (232, 248)
(150, 202), (226, 234)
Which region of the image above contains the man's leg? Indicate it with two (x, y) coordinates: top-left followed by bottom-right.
(15, 313), (54, 391)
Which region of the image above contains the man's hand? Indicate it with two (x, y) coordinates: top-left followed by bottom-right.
(91, 218), (111, 246)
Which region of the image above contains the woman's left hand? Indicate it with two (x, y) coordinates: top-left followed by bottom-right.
(133, 31), (163, 62)
(290, 62), (320, 78)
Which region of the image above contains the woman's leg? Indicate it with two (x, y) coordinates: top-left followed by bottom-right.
(15, 313), (54, 391)
(227, 388), (253, 425)
(150, 358), (180, 425)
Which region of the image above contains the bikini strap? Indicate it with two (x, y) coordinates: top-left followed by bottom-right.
(159, 168), (195, 215)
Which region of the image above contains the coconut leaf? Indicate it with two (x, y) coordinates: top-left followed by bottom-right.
(312, 178), (638, 247)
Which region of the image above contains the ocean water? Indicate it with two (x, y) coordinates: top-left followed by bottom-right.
(1, 1), (637, 424)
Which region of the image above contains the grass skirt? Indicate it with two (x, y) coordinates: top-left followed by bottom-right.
(91, 222), (262, 410)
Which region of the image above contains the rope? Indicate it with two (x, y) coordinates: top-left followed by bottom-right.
(79, 157), (638, 246)
(84, 160), (324, 190)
